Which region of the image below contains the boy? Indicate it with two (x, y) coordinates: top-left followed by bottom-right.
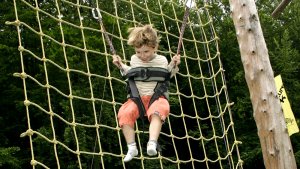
(112, 24), (180, 162)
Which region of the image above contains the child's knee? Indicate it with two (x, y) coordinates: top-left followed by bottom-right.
(118, 105), (139, 128)
(149, 111), (167, 123)
(148, 98), (170, 119)
(118, 112), (137, 127)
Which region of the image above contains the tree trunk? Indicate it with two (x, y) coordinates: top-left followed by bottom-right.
(228, 0), (297, 168)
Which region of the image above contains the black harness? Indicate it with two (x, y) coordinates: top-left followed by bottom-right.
(124, 67), (171, 119)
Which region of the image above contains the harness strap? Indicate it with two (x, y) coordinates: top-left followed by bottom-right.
(149, 81), (170, 106)
(127, 79), (146, 119)
(125, 67), (171, 118)
(127, 79), (146, 137)
(126, 67), (170, 82)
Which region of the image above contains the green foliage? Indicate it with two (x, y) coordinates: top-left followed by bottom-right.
(0, 147), (21, 169)
(270, 31), (300, 113)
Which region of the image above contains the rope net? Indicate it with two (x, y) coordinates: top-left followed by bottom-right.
(9, 0), (244, 168)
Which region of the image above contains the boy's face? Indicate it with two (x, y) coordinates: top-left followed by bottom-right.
(135, 45), (156, 62)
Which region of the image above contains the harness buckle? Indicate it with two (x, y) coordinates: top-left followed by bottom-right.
(140, 68), (150, 80)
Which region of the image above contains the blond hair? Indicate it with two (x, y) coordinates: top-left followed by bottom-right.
(127, 24), (160, 48)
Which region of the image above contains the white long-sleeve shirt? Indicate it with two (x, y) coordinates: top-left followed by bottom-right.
(121, 54), (178, 96)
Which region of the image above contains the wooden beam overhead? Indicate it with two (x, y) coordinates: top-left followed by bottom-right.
(272, 0), (292, 18)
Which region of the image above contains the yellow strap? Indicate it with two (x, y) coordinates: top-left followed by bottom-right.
(274, 75), (299, 136)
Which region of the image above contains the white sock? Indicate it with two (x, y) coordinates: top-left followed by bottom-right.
(124, 142), (138, 162)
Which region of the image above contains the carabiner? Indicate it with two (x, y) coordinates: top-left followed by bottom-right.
(92, 8), (102, 20)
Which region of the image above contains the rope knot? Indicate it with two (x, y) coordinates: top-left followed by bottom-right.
(20, 129), (34, 137)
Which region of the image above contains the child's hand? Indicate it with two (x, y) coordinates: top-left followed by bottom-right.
(172, 54), (181, 66)
(112, 55), (123, 69)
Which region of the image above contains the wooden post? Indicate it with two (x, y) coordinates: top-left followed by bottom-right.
(228, 0), (297, 168)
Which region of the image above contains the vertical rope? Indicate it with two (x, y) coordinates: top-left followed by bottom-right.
(91, 5), (116, 55)
(177, 8), (190, 55)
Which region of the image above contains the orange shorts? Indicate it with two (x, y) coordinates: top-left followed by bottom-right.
(118, 96), (170, 128)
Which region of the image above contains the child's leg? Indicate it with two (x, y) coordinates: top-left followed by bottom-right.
(147, 97), (170, 141)
(122, 125), (136, 144)
(118, 99), (139, 162)
(118, 99), (139, 143)
(147, 114), (162, 156)
(146, 97), (170, 156)
(149, 114), (162, 141)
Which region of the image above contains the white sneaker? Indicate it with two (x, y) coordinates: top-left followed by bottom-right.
(147, 140), (157, 156)
(124, 144), (138, 162)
